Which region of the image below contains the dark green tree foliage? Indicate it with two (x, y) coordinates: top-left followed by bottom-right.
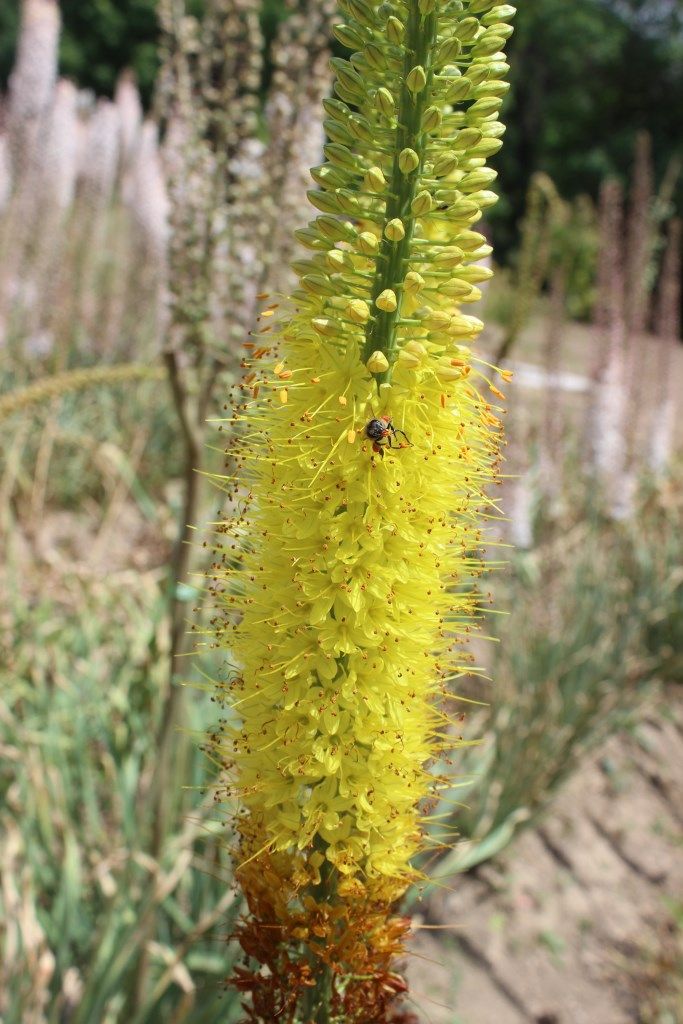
(494, 0), (683, 249)
(0, 0), (681, 243)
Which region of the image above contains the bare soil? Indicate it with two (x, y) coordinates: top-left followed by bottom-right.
(407, 696), (683, 1024)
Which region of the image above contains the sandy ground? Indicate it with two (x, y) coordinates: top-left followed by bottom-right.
(407, 695), (683, 1024)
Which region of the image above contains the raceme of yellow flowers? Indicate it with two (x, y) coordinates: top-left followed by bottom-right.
(206, 1), (515, 1020)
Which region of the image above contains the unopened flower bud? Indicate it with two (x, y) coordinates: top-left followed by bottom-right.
(357, 231), (379, 254)
(375, 87), (395, 117)
(399, 148), (420, 174)
(365, 166), (387, 192)
(405, 340), (428, 358)
(433, 247), (465, 267)
(367, 350), (390, 374)
(432, 153), (459, 177)
(454, 17), (480, 41)
(404, 271), (425, 293)
(312, 317), (338, 336)
(422, 106), (442, 132)
(406, 66), (427, 94)
(385, 16), (404, 44)
(346, 299), (371, 323)
(398, 350), (421, 369)
(411, 191), (433, 217)
(326, 249), (346, 271)
(418, 308), (452, 329)
(376, 289), (398, 312)
(385, 219), (405, 241)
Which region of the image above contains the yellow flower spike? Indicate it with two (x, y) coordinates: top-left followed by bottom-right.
(376, 289), (398, 312)
(209, 0), (516, 1019)
(366, 349), (390, 373)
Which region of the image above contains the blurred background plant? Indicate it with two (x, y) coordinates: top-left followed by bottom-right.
(0, 0), (681, 1021)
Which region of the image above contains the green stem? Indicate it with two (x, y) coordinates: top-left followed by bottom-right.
(362, 4), (439, 384)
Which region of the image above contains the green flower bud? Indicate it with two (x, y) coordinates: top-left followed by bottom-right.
(311, 316), (340, 336)
(471, 33), (506, 58)
(468, 97), (504, 118)
(411, 191), (433, 216)
(454, 17), (480, 41)
(435, 37), (462, 65)
(432, 153), (459, 177)
(324, 118), (355, 147)
(469, 0), (497, 14)
(333, 24), (369, 50)
(365, 166), (387, 191)
(323, 143), (359, 172)
(469, 189), (499, 209)
(385, 218), (406, 241)
(364, 43), (388, 72)
(406, 65), (428, 94)
(326, 248), (347, 271)
(443, 77), (472, 103)
(472, 80), (510, 98)
(294, 228), (328, 251)
(385, 15), (404, 44)
(482, 3), (517, 24)
(453, 127), (484, 150)
(467, 64), (491, 87)
(302, 274), (337, 296)
(459, 167), (498, 192)
(348, 114), (375, 143)
(422, 106), (442, 131)
(308, 190), (345, 215)
(343, 0), (377, 29)
(330, 58), (365, 99)
(399, 148), (420, 174)
(375, 87), (396, 117)
(310, 164), (349, 189)
(315, 215), (356, 242)
(469, 137), (504, 158)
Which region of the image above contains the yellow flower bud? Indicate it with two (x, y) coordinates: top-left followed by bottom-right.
(346, 299), (371, 324)
(311, 317), (338, 336)
(385, 219), (405, 242)
(399, 148), (420, 174)
(404, 339), (428, 357)
(364, 166), (387, 192)
(398, 350), (421, 369)
(404, 271), (425, 293)
(366, 350), (390, 374)
(357, 231), (379, 255)
(448, 314), (484, 338)
(433, 247), (465, 267)
(376, 289), (398, 312)
(453, 127), (484, 150)
(418, 308), (452, 329)
(443, 76), (472, 103)
(406, 65), (427, 94)
(411, 191), (433, 217)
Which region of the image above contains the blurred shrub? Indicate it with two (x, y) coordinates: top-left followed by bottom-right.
(427, 478), (683, 876)
(0, 568), (242, 1023)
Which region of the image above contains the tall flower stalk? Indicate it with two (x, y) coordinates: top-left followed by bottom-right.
(208, 2), (515, 1020)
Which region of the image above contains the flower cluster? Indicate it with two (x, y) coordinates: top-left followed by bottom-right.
(208, 0), (514, 1019)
